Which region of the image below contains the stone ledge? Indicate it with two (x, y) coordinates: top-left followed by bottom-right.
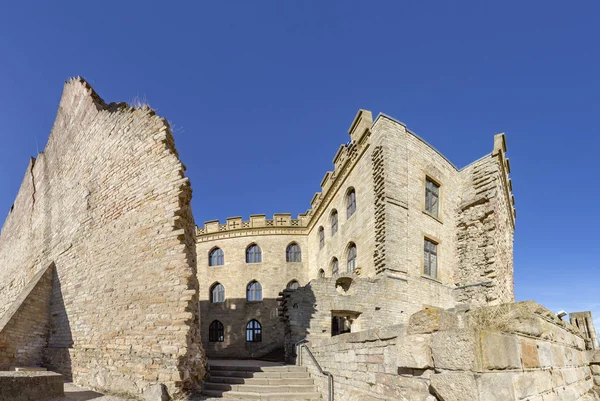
(0, 371), (64, 401)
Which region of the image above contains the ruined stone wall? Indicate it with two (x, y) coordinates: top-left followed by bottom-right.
(299, 301), (598, 401)
(456, 135), (515, 306)
(0, 78), (204, 398)
(196, 232), (307, 359)
(571, 312), (599, 350)
(0, 264), (54, 370)
(282, 275), (455, 361)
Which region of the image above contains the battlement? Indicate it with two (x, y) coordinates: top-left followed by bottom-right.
(197, 213), (308, 236)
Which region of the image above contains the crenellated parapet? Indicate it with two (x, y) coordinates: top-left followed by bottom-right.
(303, 109), (373, 229)
(196, 109), (376, 241)
(196, 213), (309, 241)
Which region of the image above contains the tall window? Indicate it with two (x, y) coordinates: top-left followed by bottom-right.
(346, 189), (356, 218)
(210, 283), (225, 303)
(287, 280), (300, 291)
(247, 281), (263, 301)
(331, 258), (339, 275)
(246, 320), (262, 342)
(318, 227), (325, 249)
(331, 210), (338, 235)
(347, 243), (357, 273)
(246, 244), (262, 263)
(424, 239), (438, 278)
(425, 178), (440, 217)
(209, 248), (224, 266)
(318, 269), (325, 279)
(209, 320), (224, 342)
(286, 243), (302, 262)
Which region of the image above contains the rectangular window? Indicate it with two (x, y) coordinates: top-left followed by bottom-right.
(424, 238), (438, 278)
(425, 178), (440, 217)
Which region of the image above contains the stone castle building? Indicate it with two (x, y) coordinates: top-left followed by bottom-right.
(1, 78), (599, 401)
(196, 109), (516, 360)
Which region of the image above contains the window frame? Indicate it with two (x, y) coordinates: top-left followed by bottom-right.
(331, 257), (339, 275)
(286, 280), (300, 291)
(286, 243), (302, 263)
(210, 282), (225, 304)
(346, 243), (357, 273)
(346, 188), (357, 219)
(208, 247), (224, 266)
(246, 244), (262, 263)
(330, 209), (338, 235)
(209, 320), (224, 342)
(423, 237), (439, 279)
(318, 226), (325, 249)
(424, 175), (442, 221)
(246, 319), (262, 342)
(246, 280), (263, 302)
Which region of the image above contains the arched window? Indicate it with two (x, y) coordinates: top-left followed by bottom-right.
(209, 320), (224, 342)
(318, 227), (325, 249)
(247, 281), (262, 301)
(246, 320), (262, 342)
(209, 248), (224, 266)
(346, 188), (356, 218)
(210, 282), (225, 303)
(286, 243), (302, 262)
(347, 243), (357, 273)
(331, 257), (339, 275)
(331, 210), (338, 235)
(246, 244), (262, 263)
(318, 269), (325, 279)
(287, 280), (300, 291)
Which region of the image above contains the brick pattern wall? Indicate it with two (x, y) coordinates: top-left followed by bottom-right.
(0, 264), (53, 370)
(196, 234), (307, 359)
(0, 78), (204, 398)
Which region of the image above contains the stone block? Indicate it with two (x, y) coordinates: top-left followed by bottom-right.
(396, 334), (432, 369)
(479, 331), (520, 370)
(430, 372), (478, 401)
(520, 338), (540, 368)
(431, 329), (477, 371)
(476, 372), (517, 401)
(144, 383), (170, 401)
(408, 308), (459, 334)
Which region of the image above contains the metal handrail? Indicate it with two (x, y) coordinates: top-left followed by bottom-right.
(295, 339), (333, 401)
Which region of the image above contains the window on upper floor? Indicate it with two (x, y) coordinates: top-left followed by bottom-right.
(210, 282), (225, 303)
(424, 238), (438, 279)
(246, 319), (262, 342)
(331, 257), (339, 275)
(425, 178), (440, 217)
(347, 243), (357, 273)
(286, 243), (302, 262)
(209, 320), (224, 342)
(318, 226), (325, 249)
(346, 188), (356, 219)
(247, 281), (263, 302)
(209, 247), (224, 266)
(246, 244), (262, 263)
(287, 280), (300, 291)
(331, 209), (338, 235)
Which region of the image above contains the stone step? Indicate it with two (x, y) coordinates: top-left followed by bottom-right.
(210, 370), (310, 379)
(202, 389), (321, 400)
(205, 382), (317, 394)
(207, 375), (315, 385)
(209, 365), (307, 373)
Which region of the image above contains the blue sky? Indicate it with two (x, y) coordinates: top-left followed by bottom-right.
(1, 1), (598, 323)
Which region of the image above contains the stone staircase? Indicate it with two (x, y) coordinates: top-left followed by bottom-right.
(202, 360), (321, 400)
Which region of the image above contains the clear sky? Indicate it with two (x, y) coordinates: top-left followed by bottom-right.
(1, 2), (598, 324)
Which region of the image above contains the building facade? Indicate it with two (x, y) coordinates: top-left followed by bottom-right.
(196, 109), (517, 359)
